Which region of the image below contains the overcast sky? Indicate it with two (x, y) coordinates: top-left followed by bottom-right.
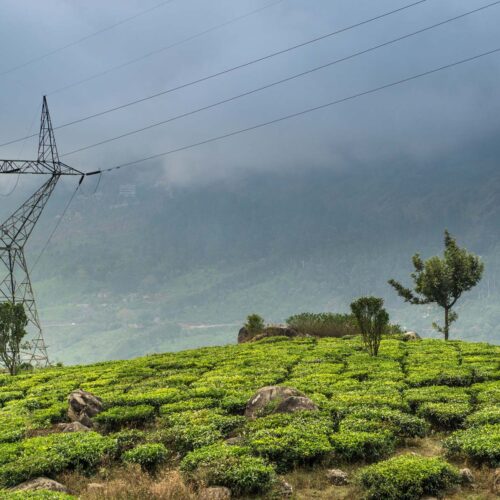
(1, 0), (500, 189)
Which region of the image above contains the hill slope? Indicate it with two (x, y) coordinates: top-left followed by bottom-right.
(20, 156), (500, 363)
(0, 336), (499, 498)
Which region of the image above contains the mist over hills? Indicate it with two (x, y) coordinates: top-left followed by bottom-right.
(10, 140), (496, 364)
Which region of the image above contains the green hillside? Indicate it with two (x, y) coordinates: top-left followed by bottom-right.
(0, 336), (499, 499)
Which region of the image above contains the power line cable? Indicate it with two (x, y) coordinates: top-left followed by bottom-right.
(47, 0), (287, 96)
(30, 183), (80, 273)
(60, 0), (500, 158)
(94, 46), (500, 174)
(0, 0), (176, 78)
(0, 0), (427, 149)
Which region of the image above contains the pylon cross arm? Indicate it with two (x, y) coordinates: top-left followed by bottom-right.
(0, 160), (82, 176)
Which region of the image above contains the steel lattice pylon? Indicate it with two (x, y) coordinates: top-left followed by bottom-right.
(0, 97), (83, 367)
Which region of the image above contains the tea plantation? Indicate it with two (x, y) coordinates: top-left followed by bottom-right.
(0, 336), (498, 499)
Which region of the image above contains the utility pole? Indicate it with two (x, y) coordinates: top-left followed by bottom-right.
(0, 97), (83, 366)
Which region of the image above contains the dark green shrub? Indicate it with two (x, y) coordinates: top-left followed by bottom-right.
(329, 430), (395, 462)
(417, 402), (471, 430)
(243, 314), (265, 335)
(122, 443), (168, 471)
(94, 404), (155, 429)
(0, 432), (117, 487)
(466, 405), (500, 427)
(358, 454), (460, 500)
(444, 424), (500, 466)
(181, 443), (276, 496)
(286, 312), (358, 338)
(248, 421), (332, 470)
(111, 429), (147, 455)
(406, 367), (474, 387)
(161, 409), (245, 453)
(341, 408), (429, 438)
(404, 386), (469, 411)
(350, 297), (389, 357)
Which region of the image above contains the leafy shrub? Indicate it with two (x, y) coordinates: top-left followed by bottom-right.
(329, 430), (395, 462)
(417, 402), (471, 430)
(160, 409), (245, 453)
(0, 491), (76, 499)
(107, 388), (183, 407)
(350, 296), (389, 357)
(247, 417), (332, 470)
(122, 443), (168, 471)
(243, 314), (265, 335)
(404, 386), (469, 411)
(466, 405), (500, 427)
(0, 432), (117, 487)
(111, 429), (146, 455)
(286, 312), (358, 338)
(159, 398), (215, 414)
(0, 392), (24, 405)
(181, 443), (276, 495)
(341, 408), (429, 438)
(444, 424), (500, 466)
(357, 454), (460, 500)
(94, 404), (155, 430)
(406, 367), (474, 387)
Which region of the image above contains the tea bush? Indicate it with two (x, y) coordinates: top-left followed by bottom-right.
(0, 492), (76, 499)
(0, 432), (117, 487)
(181, 443), (276, 495)
(94, 404), (155, 429)
(466, 405), (500, 427)
(329, 430), (395, 462)
(340, 408), (429, 438)
(357, 454), (460, 500)
(246, 412), (333, 470)
(444, 424), (500, 466)
(417, 402), (471, 430)
(122, 443), (168, 471)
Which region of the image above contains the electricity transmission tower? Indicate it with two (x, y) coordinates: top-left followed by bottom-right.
(0, 97), (83, 366)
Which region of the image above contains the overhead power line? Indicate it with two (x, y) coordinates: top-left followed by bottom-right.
(93, 46), (500, 174)
(0, 0), (176, 78)
(61, 0), (500, 158)
(47, 0), (287, 96)
(0, 0), (427, 149)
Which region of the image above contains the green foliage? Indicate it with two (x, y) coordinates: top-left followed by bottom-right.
(350, 297), (389, 356)
(329, 430), (395, 462)
(466, 406), (500, 427)
(122, 443), (168, 471)
(0, 432), (117, 487)
(181, 443), (276, 495)
(417, 402), (471, 430)
(243, 314), (265, 335)
(0, 303), (29, 376)
(404, 385), (470, 410)
(246, 412), (333, 470)
(160, 409), (245, 453)
(0, 491), (76, 499)
(444, 424), (500, 466)
(286, 312), (357, 338)
(111, 429), (146, 455)
(358, 454), (461, 500)
(340, 408), (429, 438)
(389, 230), (484, 340)
(94, 404), (155, 430)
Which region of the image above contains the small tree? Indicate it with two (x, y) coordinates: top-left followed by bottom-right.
(350, 296), (389, 356)
(0, 302), (29, 375)
(388, 230), (483, 340)
(244, 313), (265, 335)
